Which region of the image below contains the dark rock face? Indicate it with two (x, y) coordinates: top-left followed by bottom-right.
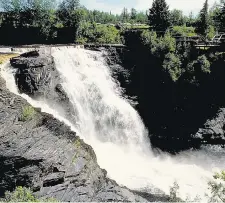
(11, 50), (55, 97)
(107, 41), (225, 152)
(0, 76), (151, 202)
(10, 50), (74, 123)
(194, 108), (225, 145)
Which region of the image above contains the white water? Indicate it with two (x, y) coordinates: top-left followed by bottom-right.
(1, 47), (225, 202)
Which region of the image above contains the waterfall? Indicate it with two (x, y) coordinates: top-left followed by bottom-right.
(1, 46), (225, 202)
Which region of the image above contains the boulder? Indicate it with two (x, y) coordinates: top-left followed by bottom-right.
(194, 108), (225, 145)
(10, 50), (75, 124)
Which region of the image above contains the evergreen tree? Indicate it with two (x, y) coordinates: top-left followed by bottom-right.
(220, 3), (225, 32)
(148, 0), (171, 32)
(170, 9), (185, 26)
(131, 8), (137, 20)
(121, 7), (129, 22)
(196, 0), (209, 36)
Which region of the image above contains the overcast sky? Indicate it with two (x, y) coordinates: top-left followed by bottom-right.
(81, 0), (220, 14)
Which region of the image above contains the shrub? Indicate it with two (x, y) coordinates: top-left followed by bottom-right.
(2, 187), (58, 202)
(187, 55), (211, 74)
(163, 53), (182, 82)
(172, 26), (197, 37)
(208, 171), (225, 202)
(140, 30), (176, 58)
(20, 106), (36, 122)
(2, 187), (39, 202)
(76, 22), (122, 44)
(207, 25), (216, 40)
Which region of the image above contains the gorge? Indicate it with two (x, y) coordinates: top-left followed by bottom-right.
(0, 45), (224, 202)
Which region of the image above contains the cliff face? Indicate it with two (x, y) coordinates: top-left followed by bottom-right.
(106, 45), (225, 153)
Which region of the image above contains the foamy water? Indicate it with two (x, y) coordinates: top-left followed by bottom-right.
(1, 47), (225, 202)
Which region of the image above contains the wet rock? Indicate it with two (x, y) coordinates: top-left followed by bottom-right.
(194, 108), (225, 145)
(10, 50), (75, 124)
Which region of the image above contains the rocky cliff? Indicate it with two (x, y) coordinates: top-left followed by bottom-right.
(108, 39), (225, 152)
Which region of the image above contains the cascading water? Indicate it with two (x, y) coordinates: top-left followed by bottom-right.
(1, 46), (225, 202)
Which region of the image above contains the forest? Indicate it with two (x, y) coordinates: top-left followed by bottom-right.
(0, 0), (224, 44)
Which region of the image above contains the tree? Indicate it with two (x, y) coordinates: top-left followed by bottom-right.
(170, 9), (185, 26)
(148, 0), (171, 33)
(121, 7), (129, 22)
(0, 0), (26, 27)
(220, 3), (225, 32)
(57, 0), (82, 27)
(0, 0), (25, 12)
(24, 0), (57, 39)
(186, 12), (197, 27)
(131, 8), (137, 20)
(196, 0), (210, 37)
(57, 0), (84, 42)
(136, 11), (148, 24)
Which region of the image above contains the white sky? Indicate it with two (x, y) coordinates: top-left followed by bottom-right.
(82, 0), (220, 14)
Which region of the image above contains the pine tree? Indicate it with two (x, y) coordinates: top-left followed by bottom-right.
(196, 0), (209, 36)
(121, 7), (129, 22)
(131, 8), (137, 20)
(148, 0), (171, 32)
(220, 3), (225, 32)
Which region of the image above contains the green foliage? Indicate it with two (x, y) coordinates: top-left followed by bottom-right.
(170, 9), (186, 26)
(220, 3), (225, 31)
(2, 186), (58, 202)
(208, 171), (225, 202)
(141, 31), (176, 57)
(130, 8), (137, 20)
(186, 55), (211, 84)
(189, 55), (211, 74)
(186, 12), (197, 27)
(196, 0), (210, 37)
(172, 26), (197, 37)
(57, 0), (82, 28)
(163, 53), (182, 81)
(77, 22), (122, 44)
(20, 105), (36, 122)
(148, 0), (171, 32)
(140, 30), (183, 81)
(3, 187), (39, 202)
(207, 25), (216, 40)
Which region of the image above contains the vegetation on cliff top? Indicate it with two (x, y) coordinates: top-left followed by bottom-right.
(0, 0), (224, 44)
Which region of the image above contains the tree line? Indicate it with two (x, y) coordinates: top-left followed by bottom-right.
(149, 0), (225, 38)
(0, 0), (225, 44)
(0, 0), (148, 44)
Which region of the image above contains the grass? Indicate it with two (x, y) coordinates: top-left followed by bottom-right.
(0, 53), (18, 64)
(20, 105), (36, 122)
